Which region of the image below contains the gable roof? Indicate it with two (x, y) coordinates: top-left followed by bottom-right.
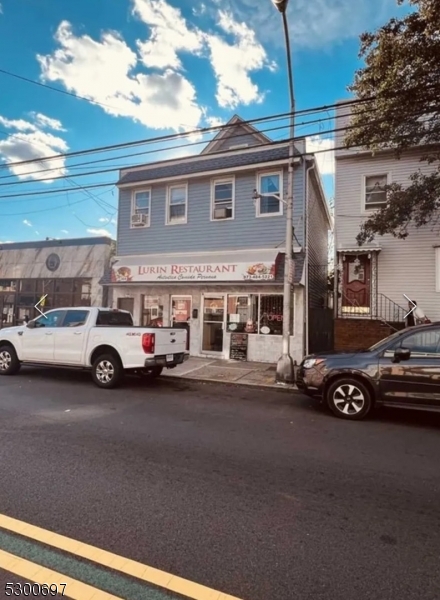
(200, 115), (272, 155)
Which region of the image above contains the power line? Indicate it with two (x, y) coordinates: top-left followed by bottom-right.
(0, 67), (436, 175)
(0, 94), (378, 172)
(0, 99), (432, 198)
(0, 99), (387, 183)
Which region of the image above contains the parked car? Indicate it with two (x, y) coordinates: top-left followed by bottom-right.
(296, 322), (440, 420)
(0, 307), (188, 389)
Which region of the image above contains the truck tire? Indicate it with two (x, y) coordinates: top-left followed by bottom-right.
(0, 344), (20, 376)
(139, 366), (163, 379)
(92, 353), (123, 389)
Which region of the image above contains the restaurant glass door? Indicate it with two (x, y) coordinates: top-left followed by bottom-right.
(202, 295), (225, 353)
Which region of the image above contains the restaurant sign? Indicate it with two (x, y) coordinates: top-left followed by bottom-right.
(111, 260), (276, 283)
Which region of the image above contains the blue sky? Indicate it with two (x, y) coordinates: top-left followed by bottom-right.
(0, 0), (408, 243)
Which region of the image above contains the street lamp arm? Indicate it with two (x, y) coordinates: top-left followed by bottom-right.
(252, 189), (287, 205)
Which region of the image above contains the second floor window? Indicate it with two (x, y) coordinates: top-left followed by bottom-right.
(132, 190), (150, 227)
(257, 172), (282, 216)
(212, 179), (234, 220)
(364, 174), (388, 210)
(167, 185), (187, 225)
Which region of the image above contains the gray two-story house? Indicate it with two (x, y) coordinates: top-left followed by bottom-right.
(104, 116), (332, 363)
(334, 101), (440, 350)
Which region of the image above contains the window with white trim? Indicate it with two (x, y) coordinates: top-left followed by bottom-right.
(212, 179), (234, 220)
(257, 172), (282, 216)
(132, 190), (150, 227)
(364, 174), (388, 210)
(167, 185), (187, 225)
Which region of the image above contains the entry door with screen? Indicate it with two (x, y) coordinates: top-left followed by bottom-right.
(202, 296), (225, 353)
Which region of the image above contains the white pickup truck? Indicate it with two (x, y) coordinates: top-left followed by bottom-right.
(0, 307), (188, 388)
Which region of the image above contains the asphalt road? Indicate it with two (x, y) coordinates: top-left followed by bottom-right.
(0, 366), (439, 600)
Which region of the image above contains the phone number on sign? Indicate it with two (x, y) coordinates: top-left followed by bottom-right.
(5, 583), (67, 596)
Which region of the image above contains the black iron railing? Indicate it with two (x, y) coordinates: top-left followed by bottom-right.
(339, 292), (406, 328)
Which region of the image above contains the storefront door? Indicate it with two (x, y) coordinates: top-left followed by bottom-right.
(202, 295), (225, 354)
(171, 296), (192, 351)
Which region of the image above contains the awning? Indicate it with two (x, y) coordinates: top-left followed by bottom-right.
(337, 246), (382, 254)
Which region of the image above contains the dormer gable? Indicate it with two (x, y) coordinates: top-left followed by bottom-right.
(201, 114), (272, 155)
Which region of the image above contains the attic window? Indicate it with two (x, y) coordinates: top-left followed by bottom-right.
(229, 144), (249, 149)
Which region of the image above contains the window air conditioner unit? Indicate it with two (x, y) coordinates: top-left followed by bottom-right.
(214, 207), (229, 219)
(131, 213), (148, 226)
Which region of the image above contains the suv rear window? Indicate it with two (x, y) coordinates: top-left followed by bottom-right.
(96, 310), (133, 326)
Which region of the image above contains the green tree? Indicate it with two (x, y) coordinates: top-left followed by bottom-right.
(345, 0), (440, 244)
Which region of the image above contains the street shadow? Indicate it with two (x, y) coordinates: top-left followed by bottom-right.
(17, 366), (193, 392)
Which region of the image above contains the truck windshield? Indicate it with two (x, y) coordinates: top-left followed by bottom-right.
(96, 311), (133, 326)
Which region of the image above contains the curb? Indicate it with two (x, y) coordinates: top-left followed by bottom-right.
(162, 373), (303, 393)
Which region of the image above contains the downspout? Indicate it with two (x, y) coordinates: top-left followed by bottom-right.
(304, 159), (315, 358)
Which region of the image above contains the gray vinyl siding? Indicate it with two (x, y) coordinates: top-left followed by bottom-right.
(335, 148), (440, 320)
(213, 126), (264, 153)
(307, 170), (330, 308)
(117, 166), (305, 255)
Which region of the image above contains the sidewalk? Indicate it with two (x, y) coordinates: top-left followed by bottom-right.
(163, 356), (299, 391)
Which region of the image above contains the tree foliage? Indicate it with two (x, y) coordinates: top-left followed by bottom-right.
(345, 0), (440, 244)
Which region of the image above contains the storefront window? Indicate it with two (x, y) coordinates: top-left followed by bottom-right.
(0, 280), (17, 292)
(226, 294), (291, 335)
(227, 296), (257, 332)
(20, 280), (35, 293)
(141, 295), (163, 327)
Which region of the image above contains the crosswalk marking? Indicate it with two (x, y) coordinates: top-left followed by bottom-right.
(0, 548), (123, 600)
(0, 513), (243, 600)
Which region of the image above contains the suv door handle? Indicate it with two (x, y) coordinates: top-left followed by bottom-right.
(45, 332), (53, 335)
(73, 332), (82, 335)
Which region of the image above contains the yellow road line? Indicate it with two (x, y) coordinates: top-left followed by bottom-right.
(0, 514), (243, 600)
(0, 548), (123, 600)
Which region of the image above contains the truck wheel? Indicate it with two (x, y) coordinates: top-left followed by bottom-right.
(0, 344), (21, 376)
(92, 354), (123, 389)
(139, 366), (163, 379)
(326, 378), (372, 420)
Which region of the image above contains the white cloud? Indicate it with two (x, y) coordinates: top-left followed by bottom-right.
(23, 219), (32, 227)
(0, 112), (68, 181)
(33, 113), (66, 132)
(87, 228), (112, 237)
(217, 0), (399, 49)
(133, 0), (204, 70)
(206, 116), (225, 128)
(99, 217), (117, 225)
(205, 11), (268, 108)
(37, 2), (273, 129)
(0, 241), (13, 244)
(306, 135), (335, 176)
(38, 20), (202, 132)
(61, 229), (69, 234)
(192, 4), (206, 17)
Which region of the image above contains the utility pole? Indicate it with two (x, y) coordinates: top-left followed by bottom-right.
(272, 0), (295, 383)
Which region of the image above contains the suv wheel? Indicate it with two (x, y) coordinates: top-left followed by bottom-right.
(326, 378), (372, 420)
